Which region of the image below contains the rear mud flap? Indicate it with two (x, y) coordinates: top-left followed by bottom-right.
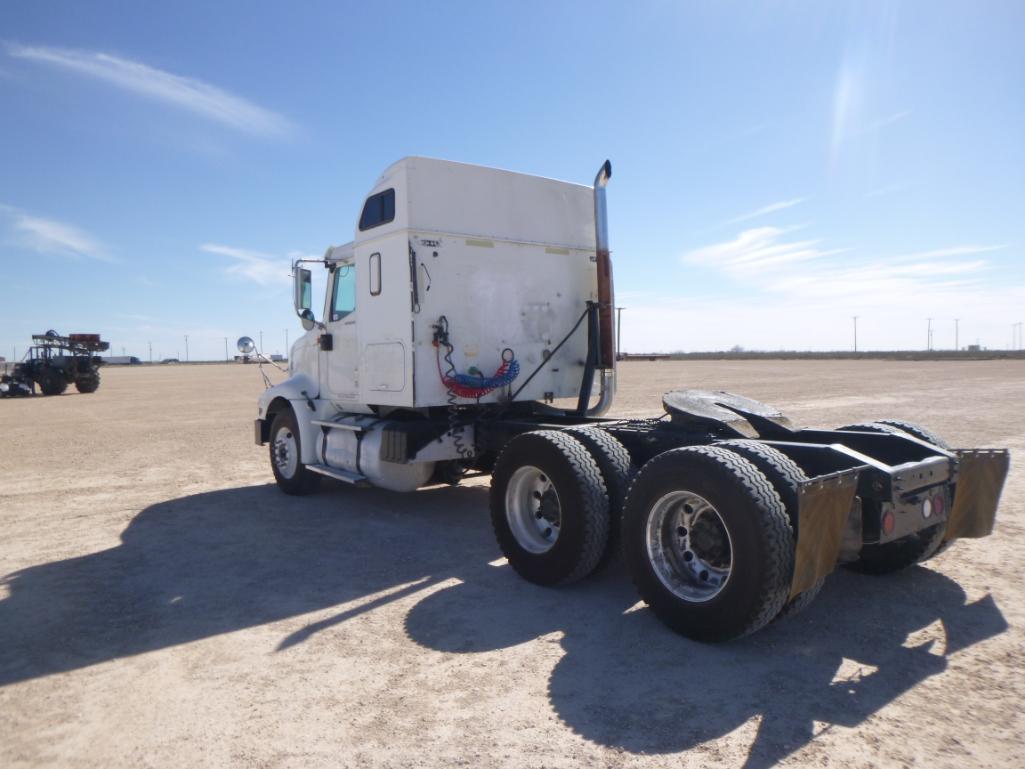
(790, 469), (860, 599)
(944, 449), (1010, 541)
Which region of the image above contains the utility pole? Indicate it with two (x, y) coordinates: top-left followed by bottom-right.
(224, 337), (229, 361)
(284, 328), (289, 354)
(148, 341), (152, 363)
(259, 330), (264, 352)
(852, 316), (859, 353)
(927, 318), (933, 351)
(615, 307), (625, 359)
(184, 335), (189, 362)
(954, 319), (960, 351)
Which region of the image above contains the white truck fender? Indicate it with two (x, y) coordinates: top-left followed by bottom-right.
(256, 374), (323, 465)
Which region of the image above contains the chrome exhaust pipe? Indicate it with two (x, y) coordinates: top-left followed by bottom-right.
(587, 159), (616, 417)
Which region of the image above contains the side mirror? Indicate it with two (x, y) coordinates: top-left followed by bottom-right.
(299, 308), (316, 331)
(294, 266), (313, 318)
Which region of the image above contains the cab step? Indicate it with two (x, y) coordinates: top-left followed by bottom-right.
(306, 463), (369, 486)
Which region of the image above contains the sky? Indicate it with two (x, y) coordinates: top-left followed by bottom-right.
(1, 0), (1023, 360)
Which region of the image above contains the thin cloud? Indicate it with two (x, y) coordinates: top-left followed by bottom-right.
(726, 198), (806, 225)
(684, 226), (1002, 312)
(0, 204), (110, 261)
(684, 226), (843, 275)
(867, 109), (911, 131)
(893, 245), (1006, 261)
(6, 43), (293, 138)
(202, 243), (290, 285)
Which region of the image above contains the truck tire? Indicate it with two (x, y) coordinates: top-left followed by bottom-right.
(838, 420), (952, 571)
(622, 446), (794, 642)
(845, 522), (946, 575)
(269, 408), (320, 496)
(716, 439), (824, 620)
(873, 419), (951, 449)
(38, 371), (68, 396)
(490, 430), (610, 586)
(562, 426), (633, 568)
(75, 371), (100, 394)
(874, 420), (953, 560)
(835, 421), (905, 437)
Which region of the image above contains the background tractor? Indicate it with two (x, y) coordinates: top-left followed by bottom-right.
(1, 331), (108, 397)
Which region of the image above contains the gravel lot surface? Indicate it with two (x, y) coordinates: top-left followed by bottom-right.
(1, 360), (1022, 768)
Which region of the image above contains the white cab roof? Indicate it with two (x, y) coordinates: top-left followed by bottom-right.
(364, 157), (597, 251)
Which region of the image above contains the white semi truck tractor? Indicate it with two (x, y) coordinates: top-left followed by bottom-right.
(252, 157), (1009, 642)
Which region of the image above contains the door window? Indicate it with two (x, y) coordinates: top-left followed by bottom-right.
(330, 264), (357, 321)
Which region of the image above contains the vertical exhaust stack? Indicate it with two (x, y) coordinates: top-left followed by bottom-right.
(593, 160), (614, 368)
(587, 160), (616, 416)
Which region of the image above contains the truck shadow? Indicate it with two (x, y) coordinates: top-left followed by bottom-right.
(0, 484), (1007, 768)
(405, 560), (1007, 768)
(0, 482), (491, 687)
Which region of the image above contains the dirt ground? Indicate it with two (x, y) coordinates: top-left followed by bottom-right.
(1, 360), (1022, 769)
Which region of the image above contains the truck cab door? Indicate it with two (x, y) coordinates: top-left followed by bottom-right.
(320, 261), (360, 403)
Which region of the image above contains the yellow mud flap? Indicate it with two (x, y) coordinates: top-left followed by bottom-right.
(790, 469), (860, 599)
(944, 449), (1010, 541)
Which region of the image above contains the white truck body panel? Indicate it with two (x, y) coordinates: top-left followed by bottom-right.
(316, 156), (599, 410)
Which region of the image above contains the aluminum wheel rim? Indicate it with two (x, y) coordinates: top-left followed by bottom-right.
(505, 465), (561, 554)
(645, 490), (732, 602)
(272, 425), (299, 479)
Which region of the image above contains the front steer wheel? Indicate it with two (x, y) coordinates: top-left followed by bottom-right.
(489, 430), (610, 586)
(269, 409), (321, 496)
(622, 446), (794, 642)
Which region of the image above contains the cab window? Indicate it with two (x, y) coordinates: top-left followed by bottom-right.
(331, 264), (356, 321)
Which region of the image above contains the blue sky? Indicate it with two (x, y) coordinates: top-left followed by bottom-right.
(1, 1), (1023, 359)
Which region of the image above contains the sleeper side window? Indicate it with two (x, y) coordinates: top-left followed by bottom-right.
(358, 188), (396, 231)
(331, 264), (356, 321)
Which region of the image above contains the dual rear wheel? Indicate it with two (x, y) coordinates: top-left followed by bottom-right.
(489, 431), (804, 641)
